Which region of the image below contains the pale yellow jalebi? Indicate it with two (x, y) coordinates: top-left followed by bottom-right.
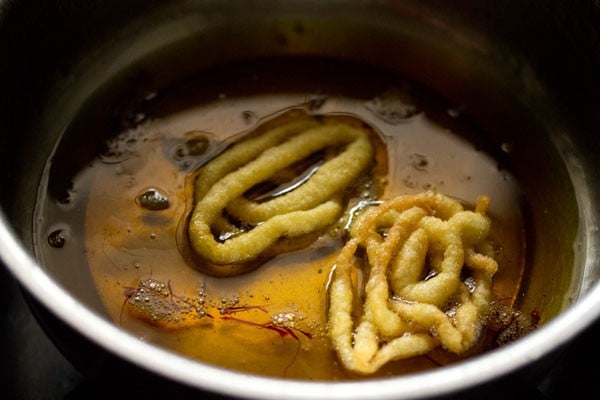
(188, 118), (375, 276)
(328, 191), (498, 374)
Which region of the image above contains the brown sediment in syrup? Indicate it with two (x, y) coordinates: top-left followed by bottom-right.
(39, 60), (531, 380)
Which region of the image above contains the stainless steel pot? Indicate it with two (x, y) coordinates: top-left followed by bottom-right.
(1, 1), (599, 399)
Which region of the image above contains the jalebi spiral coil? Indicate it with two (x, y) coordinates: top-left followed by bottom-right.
(188, 118), (375, 276)
(328, 191), (498, 374)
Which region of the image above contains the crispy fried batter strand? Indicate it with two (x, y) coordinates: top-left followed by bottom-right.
(188, 118), (375, 276)
(328, 191), (497, 374)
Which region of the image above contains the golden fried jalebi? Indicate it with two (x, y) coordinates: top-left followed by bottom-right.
(328, 191), (498, 374)
(188, 117), (375, 276)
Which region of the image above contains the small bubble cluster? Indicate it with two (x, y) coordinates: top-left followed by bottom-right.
(136, 187), (170, 211)
(365, 87), (419, 124)
(409, 153), (429, 171)
(125, 278), (210, 326)
(272, 312), (297, 328)
(170, 134), (211, 170)
(217, 294), (241, 314)
(99, 127), (147, 164)
(355, 176), (381, 201)
(47, 229), (68, 248)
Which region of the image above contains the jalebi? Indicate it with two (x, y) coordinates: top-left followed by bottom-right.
(328, 191), (498, 374)
(188, 117), (375, 276)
